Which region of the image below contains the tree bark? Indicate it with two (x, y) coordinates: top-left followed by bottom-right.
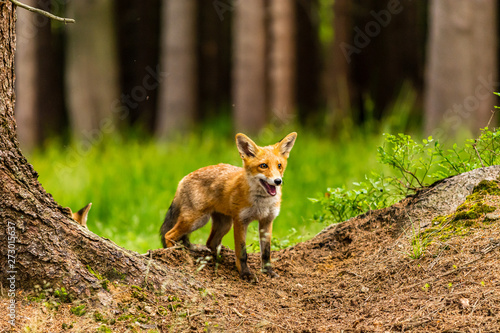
(65, 0), (120, 140)
(269, 0), (296, 124)
(1, 2), (195, 298)
(424, 0), (498, 140)
(233, 0), (267, 134)
(156, 0), (197, 139)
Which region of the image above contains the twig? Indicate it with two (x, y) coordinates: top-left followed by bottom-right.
(9, 0), (75, 23)
(472, 140), (485, 168)
(232, 307), (244, 317)
(486, 109), (496, 128)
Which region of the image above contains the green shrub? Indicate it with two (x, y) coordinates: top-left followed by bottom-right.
(313, 125), (500, 225)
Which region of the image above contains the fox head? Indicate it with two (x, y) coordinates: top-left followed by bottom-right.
(236, 132), (297, 197)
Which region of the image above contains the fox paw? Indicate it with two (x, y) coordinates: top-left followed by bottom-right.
(262, 268), (279, 278)
(240, 270), (258, 283)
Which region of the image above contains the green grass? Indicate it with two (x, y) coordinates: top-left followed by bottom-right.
(29, 127), (386, 254)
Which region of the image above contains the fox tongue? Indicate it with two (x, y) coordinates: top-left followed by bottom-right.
(260, 180), (277, 196)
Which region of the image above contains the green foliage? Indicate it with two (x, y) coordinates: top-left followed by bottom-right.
(313, 126), (500, 226)
(408, 221), (427, 260)
(310, 173), (398, 224)
(377, 133), (436, 190)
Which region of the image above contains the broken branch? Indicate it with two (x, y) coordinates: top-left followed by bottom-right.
(9, 0), (75, 23)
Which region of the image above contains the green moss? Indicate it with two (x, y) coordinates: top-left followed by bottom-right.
(70, 304), (86, 317)
(54, 287), (72, 303)
(117, 314), (134, 321)
(94, 311), (105, 322)
(87, 265), (103, 280)
(101, 280), (110, 291)
(417, 180), (499, 248)
(472, 180), (500, 195)
(61, 322), (74, 330)
(96, 325), (112, 333)
(105, 268), (126, 281)
(132, 290), (147, 301)
(453, 202), (496, 221)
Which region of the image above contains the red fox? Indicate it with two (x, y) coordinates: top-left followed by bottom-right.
(160, 132), (297, 282)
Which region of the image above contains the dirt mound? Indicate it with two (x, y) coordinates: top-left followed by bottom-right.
(3, 166), (500, 332)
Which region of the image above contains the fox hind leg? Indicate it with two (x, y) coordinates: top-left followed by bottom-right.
(206, 212), (233, 253)
(161, 204), (210, 249)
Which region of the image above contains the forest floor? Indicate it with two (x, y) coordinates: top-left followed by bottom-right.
(3, 171), (500, 332)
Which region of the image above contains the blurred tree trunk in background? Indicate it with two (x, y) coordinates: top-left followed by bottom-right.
(15, 0), (65, 150)
(295, 0), (322, 124)
(325, 0), (354, 133)
(65, 0), (120, 140)
(349, 0), (424, 125)
(14, 0), (39, 150)
(198, 0), (232, 120)
(269, 0), (296, 124)
(157, 0), (197, 139)
(425, 0), (497, 139)
(116, 0), (161, 131)
(233, 0), (267, 134)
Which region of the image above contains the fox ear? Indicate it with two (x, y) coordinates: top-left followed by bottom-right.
(236, 133), (259, 159)
(72, 202), (92, 227)
(277, 132), (297, 158)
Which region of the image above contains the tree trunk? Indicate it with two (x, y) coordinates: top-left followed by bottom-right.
(424, 0), (498, 140)
(1, 2), (194, 298)
(269, 0), (296, 124)
(233, 0), (267, 134)
(65, 0), (120, 140)
(156, 0), (197, 139)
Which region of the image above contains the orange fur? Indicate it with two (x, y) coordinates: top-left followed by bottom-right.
(70, 203), (92, 227)
(160, 132), (297, 281)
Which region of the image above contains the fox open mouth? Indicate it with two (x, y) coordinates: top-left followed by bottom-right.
(260, 179), (277, 196)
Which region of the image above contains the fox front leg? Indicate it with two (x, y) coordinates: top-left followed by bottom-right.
(259, 219), (279, 278)
(233, 219), (257, 283)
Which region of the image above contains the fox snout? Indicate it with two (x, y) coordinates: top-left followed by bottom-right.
(259, 176), (283, 196)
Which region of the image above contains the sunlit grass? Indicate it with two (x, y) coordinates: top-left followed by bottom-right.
(29, 126), (387, 253)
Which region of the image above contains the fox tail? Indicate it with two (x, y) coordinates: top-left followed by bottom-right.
(160, 201), (190, 248)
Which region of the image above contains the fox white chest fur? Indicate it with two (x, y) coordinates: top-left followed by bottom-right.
(239, 175), (281, 222)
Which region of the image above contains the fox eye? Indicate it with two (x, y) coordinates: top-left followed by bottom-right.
(278, 163), (282, 169)
(259, 163), (268, 169)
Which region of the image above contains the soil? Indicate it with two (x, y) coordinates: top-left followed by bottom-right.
(3, 167), (500, 332)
